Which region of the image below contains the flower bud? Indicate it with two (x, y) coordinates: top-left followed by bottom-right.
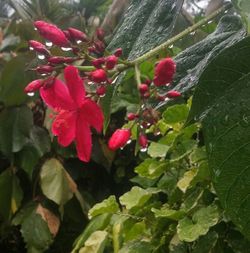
(36, 65), (54, 74)
(142, 92), (150, 99)
(96, 28), (105, 41)
(139, 84), (149, 94)
(67, 27), (88, 42)
(24, 79), (42, 93)
(105, 55), (118, 70)
(94, 40), (105, 53)
(153, 57), (176, 86)
(108, 129), (131, 151)
(34, 21), (70, 47)
(127, 113), (137, 121)
(48, 56), (75, 65)
(92, 58), (105, 69)
(166, 90), (181, 98)
(90, 69), (107, 83)
(114, 48), (123, 57)
(28, 40), (50, 56)
(96, 86), (106, 96)
(139, 134), (148, 149)
(144, 79), (151, 86)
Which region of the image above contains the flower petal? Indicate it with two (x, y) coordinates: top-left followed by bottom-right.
(64, 65), (85, 107)
(52, 110), (76, 147)
(80, 99), (104, 133)
(76, 113), (92, 162)
(40, 78), (75, 111)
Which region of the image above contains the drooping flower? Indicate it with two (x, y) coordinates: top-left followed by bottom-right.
(34, 21), (70, 47)
(153, 58), (176, 86)
(108, 129), (131, 151)
(39, 65), (104, 162)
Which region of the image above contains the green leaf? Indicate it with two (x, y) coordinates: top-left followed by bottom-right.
(192, 231), (218, 253)
(119, 186), (152, 210)
(232, 0), (250, 32)
(0, 169), (23, 220)
(79, 231), (108, 253)
(40, 158), (75, 206)
(118, 241), (153, 253)
(147, 142), (170, 158)
(72, 214), (111, 252)
(163, 104), (189, 125)
(152, 207), (185, 221)
(21, 211), (53, 252)
(0, 53), (35, 106)
(135, 159), (167, 179)
(88, 195), (119, 219)
(108, 0), (183, 60)
(177, 205), (219, 242)
(188, 36), (250, 239)
(177, 168), (198, 193)
(0, 106), (33, 157)
(124, 221), (147, 242)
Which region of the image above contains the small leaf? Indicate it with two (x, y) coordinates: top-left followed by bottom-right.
(152, 207), (185, 221)
(177, 205), (219, 242)
(192, 231), (218, 253)
(79, 231), (108, 253)
(40, 158), (76, 206)
(119, 186), (152, 210)
(118, 241), (153, 253)
(177, 168), (198, 193)
(163, 104), (189, 125)
(88, 195), (119, 219)
(135, 159), (167, 179)
(147, 142), (169, 158)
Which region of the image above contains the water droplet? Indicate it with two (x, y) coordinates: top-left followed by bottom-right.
(207, 20), (213, 24)
(224, 10), (228, 14)
(29, 47), (34, 51)
(221, 115), (230, 126)
(61, 47), (72, 51)
(41, 73), (47, 76)
(120, 147), (124, 150)
(140, 148), (148, 152)
(169, 44), (173, 49)
(155, 131), (161, 136)
(34, 27), (37, 31)
(76, 40), (82, 44)
(202, 24), (206, 28)
(37, 54), (45, 60)
(164, 97), (170, 102)
(99, 94), (106, 98)
(240, 114), (249, 128)
(27, 92), (35, 97)
(45, 41), (53, 47)
(208, 142), (213, 152)
(190, 31), (196, 36)
(126, 139), (132, 145)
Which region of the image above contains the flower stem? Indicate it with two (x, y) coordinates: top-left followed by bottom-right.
(75, 65), (96, 71)
(130, 3), (232, 65)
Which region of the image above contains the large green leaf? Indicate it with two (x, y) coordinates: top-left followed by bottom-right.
(188, 36), (250, 239)
(108, 0), (183, 60)
(0, 53), (36, 106)
(40, 158), (76, 206)
(232, 0), (250, 32)
(0, 106), (33, 158)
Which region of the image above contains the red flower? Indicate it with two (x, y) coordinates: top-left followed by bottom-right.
(28, 40), (50, 56)
(40, 65), (104, 162)
(139, 134), (148, 149)
(96, 28), (105, 41)
(24, 79), (43, 93)
(114, 48), (123, 57)
(153, 58), (176, 86)
(34, 21), (70, 47)
(67, 28), (88, 42)
(108, 129), (131, 151)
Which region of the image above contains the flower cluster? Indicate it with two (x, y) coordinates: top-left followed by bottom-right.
(25, 20), (181, 161)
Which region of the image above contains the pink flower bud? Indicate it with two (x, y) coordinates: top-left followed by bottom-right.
(142, 92), (150, 99)
(28, 40), (49, 55)
(90, 69), (107, 83)
(166, 90), (181, 98)
(67, 28), (88, 42)
(48, 56), (75, 65)
(88, 47), (97, 54)
(139, 134), (148, 148)
(24, 79), (42, 93)
(96, 28), (105, 41)
(144, 79), (151, 86)
(96, 86), (106, 96)
(108, 129), (131, 151)
(139, 84), (149, 94)
(36, 65), (54, 74)
(34, 21), (70, 47)
(153, 58), (176, 86)
(127, 113), (137, 121)
(114, 48), (123, 57)
(105, 55), (118, 70)
(94, 40), (105, 53)
(92, 58), (105, 69)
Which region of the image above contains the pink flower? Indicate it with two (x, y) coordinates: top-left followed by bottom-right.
(114, 48), (123, 57)
(166, 90), (181, 98)
(34, 21), (70, 47)
(108, 129), (131, 151)
(28, 40), (50, 56)
(153, 58), (176, 86)
(67, 28), (88, 42)
(24, 79), (43, 93)
(40, 65), (104, 162)
(90, 69), (107, 83)
(139, 134), (148, 149)
(105, 55), (118, 70)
